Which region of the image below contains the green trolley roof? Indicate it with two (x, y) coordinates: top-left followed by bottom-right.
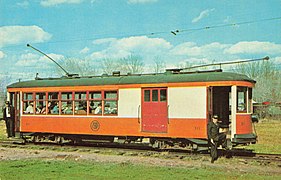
(7, 71), (255, 89)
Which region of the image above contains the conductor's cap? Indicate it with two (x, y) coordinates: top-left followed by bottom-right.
(213, 115), (218, 119)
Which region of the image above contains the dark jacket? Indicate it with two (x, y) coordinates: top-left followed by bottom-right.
(207, 121), (219, 141)
(3, 105), (15, 120)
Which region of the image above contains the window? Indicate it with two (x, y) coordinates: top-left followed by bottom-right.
(237, 87), (247, 113)
(144, 90), (150, 102)
(61, 101), (72, 114)
(61, 92), (72, 115)
(160, 89), (167, 102)
(89, 91), (118, 115)
(104, 91), (118, 115)
(74, 92), (87, 115)
(248, 88), (252, 113)
(23, 93), (34, 114)
(89, 91), (102, 115)
(48, 92), (59, 114)
(36, 92), (46, 114)
(152, 90), (158, 102)
(21, 90), (118, 116)
(143, 88), (167, 102)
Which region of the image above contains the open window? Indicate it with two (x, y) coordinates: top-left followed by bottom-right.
(89, 91), (102, 115)
(74, 92), (87, 115)
(23, 93), (34, 114)
(36, 92), (46, 114)
(104, 91), (118, 115)
(237, 87), (247, 113)
(61, 92), (73, 115)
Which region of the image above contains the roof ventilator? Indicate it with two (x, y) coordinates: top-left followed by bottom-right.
(112, 71), (121, 76)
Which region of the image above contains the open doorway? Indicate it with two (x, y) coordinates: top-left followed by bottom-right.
(211, 86), (231, 127)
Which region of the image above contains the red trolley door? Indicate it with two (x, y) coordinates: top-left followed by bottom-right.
(141, 88), (168, 133)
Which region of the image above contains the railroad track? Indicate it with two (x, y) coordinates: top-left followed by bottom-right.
(1, 139), (281, 164)
(231, 151), (281, 163)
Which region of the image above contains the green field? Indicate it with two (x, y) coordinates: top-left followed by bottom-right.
(0, 159), (280, 180)
(0, 119), (280, 179)
(245, 119), (281, 154)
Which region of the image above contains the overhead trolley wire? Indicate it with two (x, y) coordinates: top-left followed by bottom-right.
(1, 16), (281, 49)
(170, 16), (281, 35)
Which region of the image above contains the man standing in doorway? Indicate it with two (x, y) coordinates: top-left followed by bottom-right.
(2, 101), (15, 138)
(207, 115), (226, 163)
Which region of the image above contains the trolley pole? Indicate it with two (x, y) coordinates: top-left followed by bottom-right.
(27, 44), (78, 77)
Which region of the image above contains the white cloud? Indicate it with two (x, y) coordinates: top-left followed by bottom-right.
(127, 0), (158, 4)
(0, 51), (5, 59)
(170, 42), (231, 59)
(40, 0), (84, 7)
(192, 8), (215, 23)
(80, 47), (90, 54)
(170, 42), (200, 56)
(15, 53), (41, 67)
(225, 41), (281, 55)
(273, 56), (281, 63)
(92, 38), (116, 45)
(90, 36), (172, 61)
(39, 53), (64, 62)
(17, 1), (29, 8)
(15, 53), (64, 68)
(0, 26), (52, 47)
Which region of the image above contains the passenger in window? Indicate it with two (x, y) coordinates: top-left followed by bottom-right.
(41, 105), (46, 114)
(104, 103), (111, 114)
(63, 103), (72, 114)
(238, 103), (245, 111)
(51, 102), (59, 114)
(111, 107), (117, 114)
(94, 103), (102, 114)
(75, 102), (86, 114)
(41, 102), (51, 114)
(89, 102), (94, 113)
(111, 102), (117, 114)
(82, 101), (87, 111)
(36, 105), (43, 114)
(76, 102), (85, 111)
(25, 102), (34, 114)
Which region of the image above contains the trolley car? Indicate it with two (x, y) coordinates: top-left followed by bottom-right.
(6, 69), (257, 149)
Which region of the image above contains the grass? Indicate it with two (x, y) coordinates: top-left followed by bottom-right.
(0, 159), (279, 180)
(244, 119), (281, 154)
(0, 112), (6, 140)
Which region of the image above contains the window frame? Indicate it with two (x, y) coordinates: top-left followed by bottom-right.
(22, 92), (35, 115)
(104, 91), (118, 116)
(35, 92), (47, 115)
(21, 90), (119, 116)
(236, 86), (248, 113)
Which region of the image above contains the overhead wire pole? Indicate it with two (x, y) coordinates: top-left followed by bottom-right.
(182, 56), (270, 71)
(27, 44), (78, 77)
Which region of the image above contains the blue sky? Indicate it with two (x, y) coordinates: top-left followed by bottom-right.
(0, 0), (281, 81)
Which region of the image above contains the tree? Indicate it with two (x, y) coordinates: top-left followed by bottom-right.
(57, 58), (99, 76)
(152, 56), (166, 73)
(233, 61), (276, 79)
(100, 58), (120, 75)
(118, 54), (144, 74)
(233, 61), (281, 103)
(0, 75), (11, 105)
